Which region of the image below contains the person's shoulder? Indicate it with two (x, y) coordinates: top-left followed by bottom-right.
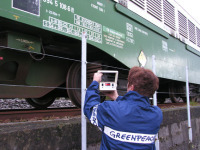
(101, 100), (118, 106)
(99, 100), (119, 111)
(152, 106), (163, 120)
(116, 96), (123, 101)
(151, 105), (162, 114)
(151, 105), (161, 109)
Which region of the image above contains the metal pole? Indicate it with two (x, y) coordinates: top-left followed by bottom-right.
(152, 55), (157, 106)
(186, 65), (192, 142)
(152, 55), (159, 150)
(81, 32), (87, 150)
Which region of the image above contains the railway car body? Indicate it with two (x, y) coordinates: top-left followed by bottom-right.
(0, 0), (200, 108)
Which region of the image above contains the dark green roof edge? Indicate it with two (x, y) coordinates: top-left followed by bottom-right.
(186, 44), (200, 57)
(115, 4), (169, 39)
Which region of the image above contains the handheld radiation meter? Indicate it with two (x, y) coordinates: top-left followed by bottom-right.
(98, 70), (118, 91)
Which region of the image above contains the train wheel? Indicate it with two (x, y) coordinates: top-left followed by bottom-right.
(26, 96), (55, 109)
(66, 62), (102, 107)
(191, 96), (200, 102)
(169, 83), (185, 103)
(66, 62), (82, 107)
(157, 94), (166, 104)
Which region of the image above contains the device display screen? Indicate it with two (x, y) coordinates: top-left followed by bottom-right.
(105, 83), (111, 86)
(98, 70), (118, 91)
(101, 73), (115, 82)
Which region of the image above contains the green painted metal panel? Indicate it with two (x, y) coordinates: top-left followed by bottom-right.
(0, 0), (200, 85)
(186, 45), (200, 57)
(7, 32), (41, 53)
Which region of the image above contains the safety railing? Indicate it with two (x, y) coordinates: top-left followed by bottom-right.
(152, 55), (193, 150)
(0, 32), (199, 149)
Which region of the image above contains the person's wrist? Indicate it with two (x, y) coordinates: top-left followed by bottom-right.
(93, 79), (100, 83)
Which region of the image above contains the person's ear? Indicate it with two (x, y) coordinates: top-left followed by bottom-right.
(127, 84), (134, 92)
(130, 85), (134, 91)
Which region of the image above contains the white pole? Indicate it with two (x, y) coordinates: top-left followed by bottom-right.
(186, 65), (192, 142)
(152, 55), (157, 106)
(81, 32), (87, 150)
(152, 55), (159, 150)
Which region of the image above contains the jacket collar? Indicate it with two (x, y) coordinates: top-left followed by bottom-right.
(122, 91), (150, 106)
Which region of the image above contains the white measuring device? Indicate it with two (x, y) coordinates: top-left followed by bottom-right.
(98, 70), (118, 91)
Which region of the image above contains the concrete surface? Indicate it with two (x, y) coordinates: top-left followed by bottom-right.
(0, 106), (200, 150)
(160, 106), (200, 150)
(0, 117), (101, 150)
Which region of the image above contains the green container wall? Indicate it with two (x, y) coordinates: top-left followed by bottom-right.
(0, 0), (199, 84)
(7, 32), (41, 53)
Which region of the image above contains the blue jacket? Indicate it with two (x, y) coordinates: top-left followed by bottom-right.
(84, 81), (163, 150)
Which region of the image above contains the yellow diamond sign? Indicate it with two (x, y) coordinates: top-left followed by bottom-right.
(138, 51), (147, 67)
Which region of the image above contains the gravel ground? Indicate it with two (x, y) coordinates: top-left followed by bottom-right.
(0, 98), (75, 110)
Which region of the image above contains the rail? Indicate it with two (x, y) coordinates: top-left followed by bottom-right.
(0, 107), (80, 122)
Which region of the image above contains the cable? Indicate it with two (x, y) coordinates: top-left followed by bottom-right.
(0, 44), (198, 98)
(157, 91), (186, 95)
(0, 83), (80, 90)
(87, 61), (129, 71)
(0, 45), (81, 63)
(0, 45), (129, 71)
(0, 83), (195, 96)
(28, 37), (45, 61)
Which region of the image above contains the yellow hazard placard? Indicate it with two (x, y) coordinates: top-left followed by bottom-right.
(138, 51), (147, 67)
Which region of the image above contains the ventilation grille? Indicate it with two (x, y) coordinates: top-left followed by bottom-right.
(122, 0), (199, 49)
(163, 0), (175, 30)
(130, 0), (145, 9)
(197, 27), (200, 47)
(188, 20), (196, 44)
(147, 0), (162, 21)
(178, 11), (188, 38)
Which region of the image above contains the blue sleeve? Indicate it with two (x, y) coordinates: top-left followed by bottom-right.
(84, 81), (101, 119)
(84, 81), (117, 130)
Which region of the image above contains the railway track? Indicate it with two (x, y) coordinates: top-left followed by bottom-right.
(0, 103), (186, 122)
(0, 107), (81, 122)
(0, 102), (193, 123)
(158, 102), (187, 109)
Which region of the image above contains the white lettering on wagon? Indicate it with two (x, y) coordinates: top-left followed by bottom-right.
(103, 26), (125, 49)
(43, 15), (102, 44)
(134, 26), (148, 36)
(91, 1), (105, 13)
(104, 126), (156, 144)
(126, 23), (135, 44)
(43, 0), (74, 13)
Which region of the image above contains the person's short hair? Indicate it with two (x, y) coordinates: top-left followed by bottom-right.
(128, 66), (159, 97)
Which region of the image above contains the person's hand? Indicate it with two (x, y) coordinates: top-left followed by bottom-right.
(103, 90), (119, 100)
(93, 72), (103, 82)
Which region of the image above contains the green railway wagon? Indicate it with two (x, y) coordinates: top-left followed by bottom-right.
(0, 0), (199, 108)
